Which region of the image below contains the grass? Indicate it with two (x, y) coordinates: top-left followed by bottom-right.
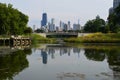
(64, 33), (120, 43)
(31, 34), (56, 44)
(0, 34), (57, 44)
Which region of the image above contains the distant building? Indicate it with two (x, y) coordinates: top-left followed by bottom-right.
(63, 23), (68, 31)
(56, 26), (59, 32)
(59, 21), (65, 31)
(48, 18), (55, 32)
(33, 25), (36, 32)
(68, 21), (71, 30)
(113, 0), (120, 9)
(73, 24), (80, 31)
(59, 21), (63, 31)
(109, 7), (114, 14)
(41, 13), (47, 27)
(109, 0), (120, 14)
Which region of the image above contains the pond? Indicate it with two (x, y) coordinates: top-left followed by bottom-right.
(0, 44), (120, 80)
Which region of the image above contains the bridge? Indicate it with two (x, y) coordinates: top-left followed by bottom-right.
(0, 36), (31, 46)
(36, 32), (91, 38)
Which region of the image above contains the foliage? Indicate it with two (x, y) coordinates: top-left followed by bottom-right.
(0, 49), (32, 80)
(84, 48), (105, 61)
(0, 3), (28, 35)
(64, 33), (120, 43)
(107, 4), (120, 33)
(24, 27), (33, 34)
(31, 34), (56, 44)
(84, 15), (106, 33)
(34, 29), (45, 33)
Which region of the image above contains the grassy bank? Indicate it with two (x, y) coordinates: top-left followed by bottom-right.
(64, 33), (120, 43)
(31, 34), (56, 44)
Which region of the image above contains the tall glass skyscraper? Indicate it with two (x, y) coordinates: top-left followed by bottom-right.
(41, 13), (47, 27)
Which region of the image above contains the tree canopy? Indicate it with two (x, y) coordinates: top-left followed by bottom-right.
(83, 16), (106, 33)
(0, 3), (29, 35)
(107, 4), (120, 33)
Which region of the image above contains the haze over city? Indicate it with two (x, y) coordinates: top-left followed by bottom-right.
(1, 0), (113, 27)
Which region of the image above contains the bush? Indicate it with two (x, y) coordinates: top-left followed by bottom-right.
(31, 34), (56, 44)
(64, 33), (120, 43)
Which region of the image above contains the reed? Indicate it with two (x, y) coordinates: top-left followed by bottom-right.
(64, 33), (120, 43)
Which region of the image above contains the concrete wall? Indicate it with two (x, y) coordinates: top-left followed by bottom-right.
(78, 33), (93, 37)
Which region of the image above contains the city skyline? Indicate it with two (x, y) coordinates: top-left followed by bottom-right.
(0, 0), (113, 28)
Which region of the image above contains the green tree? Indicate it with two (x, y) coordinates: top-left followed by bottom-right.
(0, 49), (32, 80)
(0, 3), (28, 35)
(35, 29), (45, 33)
(108, 4), (120, 33)
(24, 27), (33, 34)
(84, 48), (105, 61)
(84, 15), (106, 33)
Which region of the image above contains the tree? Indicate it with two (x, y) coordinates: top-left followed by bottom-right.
(0, 3), (28, 35)
(107, 4), (120, 33)
(24, 27), (33, 34)
(34, 29), (45, 33)
(84, 15), (106, 33)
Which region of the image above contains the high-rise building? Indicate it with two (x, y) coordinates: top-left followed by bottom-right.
(48, 18), (55, 32)
(33, 25), (36, 32)
(41, 13), (47, 27)
(59, 21), (64, 31)
(73, 20), (81, 31)
(73, 24), (80, 31)
(63, 23), (68, 31)
(68, 21), (71, 30)
(109, 0), (120, 14)
(113, 0), (120, 9)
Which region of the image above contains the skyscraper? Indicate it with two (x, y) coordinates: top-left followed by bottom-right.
(68, 21), (71, 30)
(41, 13), (47, 27)
(49, 18), (55, 32)
(109, 0), (120, 14)
(73, 20), (81, 31)
(113, 0), (120, 9)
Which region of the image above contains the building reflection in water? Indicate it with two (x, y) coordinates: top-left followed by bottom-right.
(73, 48), (81, 58)
(40, 46), (120, 80)
(68, 48), (71, 56)
(41, 49), (48, 64)
(48, 48), (55, 59)
(40, 47), (81, 64)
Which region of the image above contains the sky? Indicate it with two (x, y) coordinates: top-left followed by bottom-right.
(0, 0), (113, 29)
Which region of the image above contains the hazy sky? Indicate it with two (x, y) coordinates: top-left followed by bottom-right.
(0, 0), (113, 28)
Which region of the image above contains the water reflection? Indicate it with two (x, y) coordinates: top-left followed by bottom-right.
(83, 47), (120, 80)
(107, 49), (120, 80)
(38, 45), (120, 80)
(84, 48), (106, 61)
(41, 49), (48, 64)
(0, 47), (32, 80)
(40, 47), (82, 62)
(1, 44), (120, 80)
